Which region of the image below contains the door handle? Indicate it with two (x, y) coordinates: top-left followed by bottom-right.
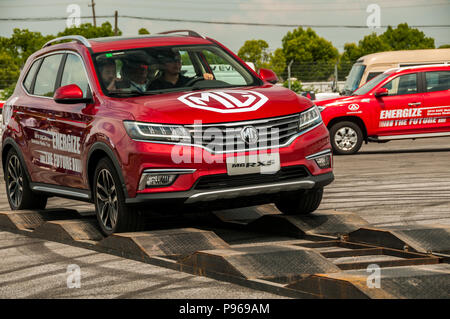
(408, 102), (421, 106)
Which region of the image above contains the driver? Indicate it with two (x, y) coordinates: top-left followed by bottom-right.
(149, 50), (213, 90)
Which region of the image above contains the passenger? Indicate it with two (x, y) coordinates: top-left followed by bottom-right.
(149, 50), (213, 90)
(99, 59), (119, 91)
(121, 60), (151, 93)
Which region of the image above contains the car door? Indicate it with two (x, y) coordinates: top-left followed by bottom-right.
(48, 52), (95, 189)
(19, 53), (65, 184)
(375, 72), (424, 137)
(420, 70), (450, 133)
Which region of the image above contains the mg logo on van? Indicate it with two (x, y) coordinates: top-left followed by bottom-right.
(178, 90), (268, 113)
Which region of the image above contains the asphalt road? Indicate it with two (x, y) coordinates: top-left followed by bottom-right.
(0, 136), (449, 298)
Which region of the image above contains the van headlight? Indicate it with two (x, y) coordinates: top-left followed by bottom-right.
(123, 121), (191, 143)
(299, 105), (322, 131)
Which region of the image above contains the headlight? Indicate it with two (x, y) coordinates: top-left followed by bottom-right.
(299, 105), (322, 131)
(123, 121), (191, 143)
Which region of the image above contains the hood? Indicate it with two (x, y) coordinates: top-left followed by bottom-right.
(315, 95), (365, 107)
(106, 85), (313, 124)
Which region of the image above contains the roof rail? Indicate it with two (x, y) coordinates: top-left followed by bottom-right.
(42, 35), (91, 49)
(157, 30), (205, 39)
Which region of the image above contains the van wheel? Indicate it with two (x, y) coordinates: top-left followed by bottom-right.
(5, 149), (47, 210)
(330, 121), (363, 155)
(93, 158), (143, 236)
(275, 188), (323, 215)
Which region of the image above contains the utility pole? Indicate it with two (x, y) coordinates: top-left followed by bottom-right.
(114, 11), (118, 36)
(89, 0), (96, 27)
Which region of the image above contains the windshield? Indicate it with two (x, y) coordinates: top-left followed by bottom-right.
(343, 64), (366, 95)
(94, 45), (260, 96)
(353, 72), (391, 96)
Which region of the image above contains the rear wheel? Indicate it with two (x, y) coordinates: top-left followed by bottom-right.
(93, 158), (143, 236)
(329, 121), (363, 155)
(275, 188), (323, 215)
(5, 149), (47, 210)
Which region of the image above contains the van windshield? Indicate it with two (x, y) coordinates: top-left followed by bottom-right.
(353, 72), (390, 96)
(343, 64), (366, 95)
(93, 45), (261, 96)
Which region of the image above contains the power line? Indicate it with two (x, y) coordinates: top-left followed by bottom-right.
(0, 15), (449, 28)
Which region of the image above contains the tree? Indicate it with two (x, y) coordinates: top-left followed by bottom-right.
(268, 48), (286, 78)
(381, 23), (435, 51)
(138, 28), (150, 35)
(439, 44), (450, 48)
(57, 22), (121, 39)
(281, 27), (339, 81)
(238, 40), (271, 70)
(0, 50), (20, 90)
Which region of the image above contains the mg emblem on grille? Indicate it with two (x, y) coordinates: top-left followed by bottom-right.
(178, 90), (268, 113)
(240, 126), (259, 145)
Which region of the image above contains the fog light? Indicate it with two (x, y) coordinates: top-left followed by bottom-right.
(314, 155), (332, 169)
(139, 174), (177, 190)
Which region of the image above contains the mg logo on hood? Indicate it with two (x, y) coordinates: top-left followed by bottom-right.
(178, 90), (268, 113)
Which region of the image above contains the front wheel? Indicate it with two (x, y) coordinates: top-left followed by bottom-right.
(275, 188), (323, 215)
(329, 121), (363, 155)
(93, 158), (143, 236)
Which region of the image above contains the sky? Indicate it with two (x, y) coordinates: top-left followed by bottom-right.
(0, 0), (449, 53)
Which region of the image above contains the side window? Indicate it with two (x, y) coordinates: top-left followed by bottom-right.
(23, 59), (41, 93)
(179, 50), (196, 77)
(382, 73), (417, 96)
(34, 54), (63, 97)
(366, 72), (382, 82)
(202, 50), (247, 85)
(425, 71), (450, 92)
(61, 54), (90, 98)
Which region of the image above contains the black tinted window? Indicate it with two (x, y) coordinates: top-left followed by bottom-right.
(34, 54), (63, 97)
(366, 72), (382, 82)
(382, 73), (417, 96)
(23, 59), (41, 93)
(425, 71), (450, 92)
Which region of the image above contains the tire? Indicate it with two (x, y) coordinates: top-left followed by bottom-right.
(93, 157), (143, 236)
(275, 188), (323, 215)
(329, 121), (363, 155)
(5, 149), (47, 210)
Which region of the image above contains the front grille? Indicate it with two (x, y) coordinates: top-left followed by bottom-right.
(184, 113), (300, 153)
(194, 165), (309, 190)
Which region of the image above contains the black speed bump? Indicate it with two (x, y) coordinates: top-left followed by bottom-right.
(97, 228), (230, 260)
(180, 245), (341, 281)
(0, 209), (81, 231)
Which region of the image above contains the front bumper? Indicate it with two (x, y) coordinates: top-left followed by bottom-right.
(125, 171), (334, 205)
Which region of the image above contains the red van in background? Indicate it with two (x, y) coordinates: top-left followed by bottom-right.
(316, 65), (450, 154)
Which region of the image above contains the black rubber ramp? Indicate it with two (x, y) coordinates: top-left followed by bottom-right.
(287, 264), (450, 299)
(248, 210), (370, 237)
(33, 219), (104, 242)
(0, 209), (81, 231)
(348, 224), (450, 254)
(97, 228), (230, 260)
(181, 245), (341, 281)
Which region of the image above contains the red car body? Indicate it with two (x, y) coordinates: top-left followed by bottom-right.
(316, 65), (450, 154)
(2, 33), (333, 234)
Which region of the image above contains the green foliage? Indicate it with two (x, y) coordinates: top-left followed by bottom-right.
(268, 48), (286, 77)
(282, 79), (303, 93)
(57, 22), (121, 39)
(0, 84), (16, 100)
(238, 39), (271, 70)
(138, 28), (150, 35)
(438, 44), (450, 48)
(381, 23), (434, 51)
(281, 27), (339, 81)
(0, 50), (21, 90)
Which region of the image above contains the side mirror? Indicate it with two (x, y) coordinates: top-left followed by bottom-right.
(258, 68), (278, 84)
(374, 87), (389, 97)
(54, 84), (91, 104)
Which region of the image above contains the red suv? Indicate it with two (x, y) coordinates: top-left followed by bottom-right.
(1, 31), (333, 235)
(316, 64), (450, 154)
